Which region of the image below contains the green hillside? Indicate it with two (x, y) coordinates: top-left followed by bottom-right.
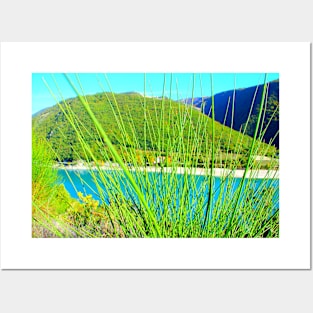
(32, 92), (277, 168)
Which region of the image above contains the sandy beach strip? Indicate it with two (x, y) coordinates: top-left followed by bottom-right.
(133, 166), (278, 179)
(55, 163), (279, 179)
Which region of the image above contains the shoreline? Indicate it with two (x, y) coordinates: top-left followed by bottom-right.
(54, 163), (279, 179)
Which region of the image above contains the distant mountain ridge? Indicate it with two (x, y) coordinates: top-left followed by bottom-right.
(182, 79), (279, 148)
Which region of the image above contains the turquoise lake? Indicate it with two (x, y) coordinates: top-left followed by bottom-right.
(57, 169), (279, 212)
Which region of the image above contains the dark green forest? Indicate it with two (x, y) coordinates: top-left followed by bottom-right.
(32, 92), (277, 167)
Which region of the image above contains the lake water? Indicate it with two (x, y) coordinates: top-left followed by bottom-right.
(57, 169), (279, 212)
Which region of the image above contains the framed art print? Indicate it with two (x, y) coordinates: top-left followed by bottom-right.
(0, 42), (310, 269)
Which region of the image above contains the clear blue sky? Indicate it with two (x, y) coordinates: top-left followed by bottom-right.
(32, 73), (279, 114)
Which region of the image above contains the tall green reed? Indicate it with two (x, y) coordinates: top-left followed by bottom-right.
(33, 73), (279, 238)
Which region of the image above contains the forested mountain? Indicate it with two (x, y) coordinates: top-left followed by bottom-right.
(32, 92), (277, 164)
(183, 80), (279, 148)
